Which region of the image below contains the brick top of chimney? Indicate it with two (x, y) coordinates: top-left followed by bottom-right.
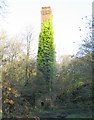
(41, 6), (52, 24)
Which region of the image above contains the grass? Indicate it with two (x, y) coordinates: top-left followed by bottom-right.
(28, 106), (92, 119)
(66, 113), (92, 118)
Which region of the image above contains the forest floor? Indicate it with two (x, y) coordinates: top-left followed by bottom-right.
(30, 107), (92, 119)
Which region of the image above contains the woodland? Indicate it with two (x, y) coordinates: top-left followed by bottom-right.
(0, 0), (93, 119)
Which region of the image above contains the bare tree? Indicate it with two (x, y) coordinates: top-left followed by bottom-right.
(0, 0), (7, 16)
(22, 27), (34, 86)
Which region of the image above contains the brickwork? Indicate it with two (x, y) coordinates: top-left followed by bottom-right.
(41, 6), (52, 23)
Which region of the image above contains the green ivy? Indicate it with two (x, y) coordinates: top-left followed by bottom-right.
(37, 16), (55, 91)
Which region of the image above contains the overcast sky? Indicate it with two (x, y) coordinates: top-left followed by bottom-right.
(0, 0), (93, 61)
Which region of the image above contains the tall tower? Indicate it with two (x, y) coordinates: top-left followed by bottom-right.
(37, 6), (55, 93)
(41, 6), (52, 24)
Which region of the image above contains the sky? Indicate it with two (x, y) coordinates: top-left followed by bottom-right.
(0, 0), (93, 61)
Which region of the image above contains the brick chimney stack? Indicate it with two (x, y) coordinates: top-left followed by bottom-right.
(41, 6), (52, 24)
